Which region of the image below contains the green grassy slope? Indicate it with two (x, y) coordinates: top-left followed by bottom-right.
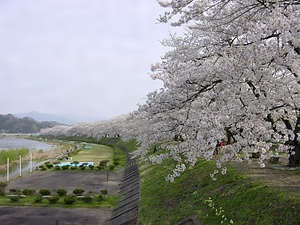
(139, 158), (300, 225)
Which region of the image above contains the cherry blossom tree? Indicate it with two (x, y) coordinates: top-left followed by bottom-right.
(40, 0), (300, 181)
(39, 114), (135, 141)
(129, 0), (300, 181)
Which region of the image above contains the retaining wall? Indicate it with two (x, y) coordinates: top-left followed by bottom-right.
(106, 147), (139, 225)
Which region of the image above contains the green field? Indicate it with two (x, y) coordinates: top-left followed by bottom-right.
(70, 144), (114, 165)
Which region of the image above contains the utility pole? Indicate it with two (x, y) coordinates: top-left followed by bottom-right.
(6, 158), (9, 182)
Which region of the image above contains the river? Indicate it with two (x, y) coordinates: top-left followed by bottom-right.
(0, 137), (57, 181)
(0, 137), (55, 151)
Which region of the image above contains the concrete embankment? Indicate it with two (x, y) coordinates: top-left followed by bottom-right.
(106, 146), (140, 225)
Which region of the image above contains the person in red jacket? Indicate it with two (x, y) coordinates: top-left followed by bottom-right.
(219, 139), (225, 147)
(215, 139), (225, 155)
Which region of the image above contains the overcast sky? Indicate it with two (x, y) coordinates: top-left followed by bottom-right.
(0, 0), (178, 121)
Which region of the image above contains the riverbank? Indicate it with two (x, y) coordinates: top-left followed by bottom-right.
(0, 146), (64, 169)
(0, 137), (74, 181)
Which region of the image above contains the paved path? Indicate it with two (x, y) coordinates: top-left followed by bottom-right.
(0, 206), (112, 225)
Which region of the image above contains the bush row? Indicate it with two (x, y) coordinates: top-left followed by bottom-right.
(37, 161), (117, 171)
(7, 188), (108, 204)
(8, 188), (108, 196)
(9, 193), (104, 204)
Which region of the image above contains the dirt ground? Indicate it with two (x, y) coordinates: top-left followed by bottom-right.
(0, 170), (124, 225)
(228, 156), (300, 195)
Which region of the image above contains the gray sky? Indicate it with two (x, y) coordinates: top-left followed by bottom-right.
(0, 0), (177, 121)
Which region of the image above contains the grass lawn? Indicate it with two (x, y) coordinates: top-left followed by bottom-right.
(70, 144), (114, 166)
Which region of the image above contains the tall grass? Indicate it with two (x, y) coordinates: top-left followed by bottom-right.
(0, 148), (29, 165)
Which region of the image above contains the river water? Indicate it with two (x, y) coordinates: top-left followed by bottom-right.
(0, 137), (55, 151)
(0, 137), (57, 181)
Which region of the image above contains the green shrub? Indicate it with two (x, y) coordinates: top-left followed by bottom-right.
(80, 166), (86, 170)
(62, 165), (70, 170)
(80, 196), (93, 203)
(44, 162), (54, 169)
(47, 195), (60, 204)
(99, 160), (109, 168)
(109, 165), (115, 171)
(99, 165), (105, 170)
(64, 195), (77, 205)
(97, 194), (104, 202)
(39, 189), (51, 196)
(71, 166), (76, 170)
(73, 188), (84, 196)
(10, 195), (20, 202)
(39, 165), (48, 171)
(0, 182), (8, 195)
(113, 158), (120, 166)
(88, 165), (94, 170)
(34, 194), (43, 203)
(56, 188), (67, 196)
(9, 188), (21, 195)
(47, 164), (54, 169)
(100, 189), (108, 196)
(54, 166), (61, 170)
(22, 188), (35, 196)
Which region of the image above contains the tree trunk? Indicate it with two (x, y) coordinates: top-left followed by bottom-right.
(225, 127), (235, 144)
(289, 115), (300, 167)
(289, 145), (300, 167)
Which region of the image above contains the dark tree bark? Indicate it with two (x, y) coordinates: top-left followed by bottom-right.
(288, 115), (300, 167)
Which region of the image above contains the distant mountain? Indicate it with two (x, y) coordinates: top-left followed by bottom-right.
(13, 111), (106, 125)
(14, 111), (76, 125)
(0, 114), (64, 134)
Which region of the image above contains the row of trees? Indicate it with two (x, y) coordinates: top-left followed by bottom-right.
(40, 0), (300, 181)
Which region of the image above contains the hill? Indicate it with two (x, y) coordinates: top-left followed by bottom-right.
(13, 111), (106, 125)
(13, 111), (76, 125)
(0, 114), (64, 134)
